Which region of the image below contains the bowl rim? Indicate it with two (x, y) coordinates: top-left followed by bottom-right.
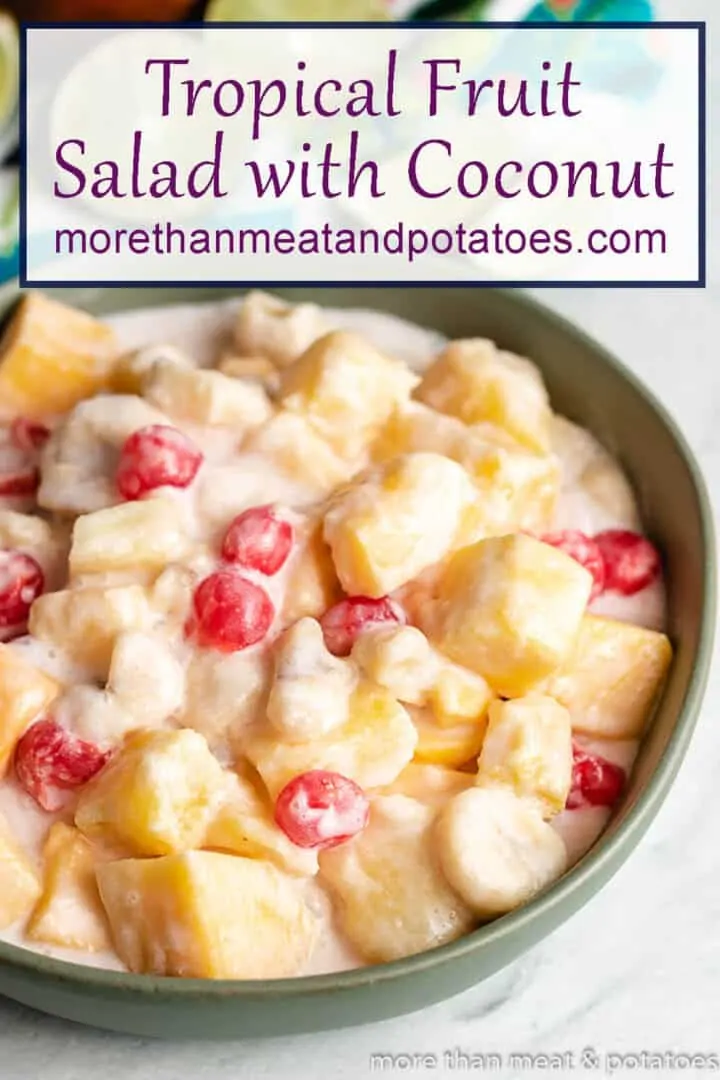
(0, 281), (715, 998)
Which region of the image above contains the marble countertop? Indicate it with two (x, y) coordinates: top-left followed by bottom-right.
(1, 2), (717, 1076)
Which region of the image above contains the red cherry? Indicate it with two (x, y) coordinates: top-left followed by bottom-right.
(566, 744), (626, 810)
(0, 467), (40, 497)
(594, 529), (661, 596)
(274, 770), (370, 850)
(10, 418), (51, 453)
(14, 719), (110, 812)
(538, 530), (606, 601)
(186, 568), (274, 652)
(0, 551), (44, 631)
(222, 505), (294, 576)
(116, 424), (203, 500)
(320, 596), (405, 657)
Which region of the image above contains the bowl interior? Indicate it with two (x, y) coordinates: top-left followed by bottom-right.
(0, 283), (713, 1029)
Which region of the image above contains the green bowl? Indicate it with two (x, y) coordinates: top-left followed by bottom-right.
(0, 283), (714, 1039)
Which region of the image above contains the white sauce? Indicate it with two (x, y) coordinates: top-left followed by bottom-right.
(0, 295), (666, 977)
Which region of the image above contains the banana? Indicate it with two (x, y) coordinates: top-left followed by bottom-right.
(436, 787), (567, 919)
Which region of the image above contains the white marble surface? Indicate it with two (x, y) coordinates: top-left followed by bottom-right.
(1, 2), (718, 1077)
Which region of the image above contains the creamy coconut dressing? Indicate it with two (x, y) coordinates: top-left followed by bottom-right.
(0, 297), (666, 976)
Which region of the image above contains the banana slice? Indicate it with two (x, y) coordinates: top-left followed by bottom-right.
(319, 794), (475, 963)
(436, 788), (567, 919)
(246, 681), (417, 799)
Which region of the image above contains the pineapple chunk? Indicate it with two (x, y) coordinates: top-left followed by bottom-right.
(416, 339), (552, 454)
(234, 291), (330, 368)
(69, 498), (191, 577)
(29, 584), (152, 678)
(545, 615), (673, 739)
(375, 404), (558, 536)
(429, 662), (494, 728)
(38, 394), (169, 516)
(279, 331), (418, 460)
(150, 562), (196, 631)
(217, 353), (279, 394)
(319, 795), (475, 963)
(436, 787), (567, 918)
(181, 649), (270, 757)
(476, 695), (572, 818)
(27, 823), (110, 951)
(352, 625), (493, 723)
(246, 409), (354, 497)
(422, 533), (593, 697)
(204, 773), (318, 876)
(0, 645), (61, 775)
(96, 851), (319, 978)
(0, 293), (117, 417)
(75, 729), (227, 856)
(412, 707), (487, 769)
(110, 343), (192, 395)
(144, 361), (272, 430)
(323, 452), (477, 597)
(245, 681), (417, 799)
(267, 618), (357, 742)
(351, 624), (437, 707)
(374, 402), (521, 461)
(280, 518), (341, 626)
(107, 631), (185, 727)
(0, 811), (41, 929)
(382, 762), (474, 805)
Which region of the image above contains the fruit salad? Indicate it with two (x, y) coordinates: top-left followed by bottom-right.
(0, 291), (672, 978)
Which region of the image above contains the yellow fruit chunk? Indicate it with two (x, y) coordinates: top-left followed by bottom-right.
(323, 452), (477, 597)
(204, 773), (318, 877)
(246, 409), (354, 496)
(416, 339), (552, 453)
(69, 498), (191, 577)
(382, 762), (474, 805)
(245, 681), (417, 799)
(234, 291), (330, 368)
(422, 533), (593, 697)
(0, 811), (41, 929)
(29, 584), (152, 679)
(144, 361), (272, 430)
(351, 624), (437, 706)
(280, 518), (342, 626)
(545, 615), (673, 739)
(96, 851), (318, 978)
(216, 353), (280, 396)
(0, 645), (61, 776)
(476, 695), (572, 818)
(319, 794), (475, 963)
(429, 663), (494, 728)
(412, 708), (487, 769)
(27, 823), (110, 952)
(375, 404), (558, 535)
(0, 293), (117, 417)
(75, 729), (227, 856)
(279, 331), (418, 459)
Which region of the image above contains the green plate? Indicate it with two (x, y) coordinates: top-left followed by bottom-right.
(0, 283), (714, 1039)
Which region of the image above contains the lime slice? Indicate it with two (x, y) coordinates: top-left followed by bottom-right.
(206, 0), (389, 21)
(0, 13), (18, 132)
